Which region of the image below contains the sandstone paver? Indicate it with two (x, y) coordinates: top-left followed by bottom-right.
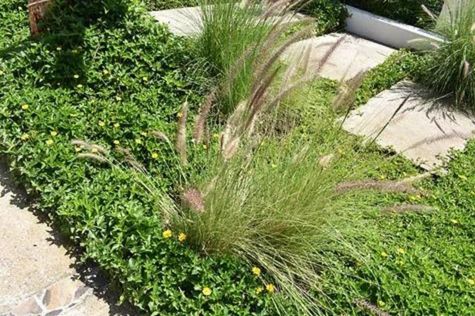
(282, 33), (395, 82)
(342, 81), (475, 170)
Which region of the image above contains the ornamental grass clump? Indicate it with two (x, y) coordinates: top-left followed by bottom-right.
(196, 0), (313, 114)
(422, 0), (475, 110)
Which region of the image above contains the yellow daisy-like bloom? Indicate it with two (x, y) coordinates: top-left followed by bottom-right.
(468, 278), (475, 286)
(255, 287), (264, 294)
(178, 232), (187, 242)
(113, 123), (120, 128)
(50, 131), (58, 137)
(113, 140), (120, 145)
(73, 74), (79, 79)
(151, 152), (159, 159)
(265, 284), (275, 294)
(46, 139), (54, 146)
(381, 251), (388, 258)
(142, 76), (148, 82)
(162, 229), (172, 239)
(251, 266), (261, 276)
(21, 104), (29, 110)
(202, 287), (212, 296)
(135, 138), (142, 145)
(20, 133), (30, 141)
(397, 248), (406, 255)
(98, 121), (105, 127)
(103, 69), (109, 75)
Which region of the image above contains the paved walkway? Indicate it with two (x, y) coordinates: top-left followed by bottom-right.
(0, 162), (136, 316)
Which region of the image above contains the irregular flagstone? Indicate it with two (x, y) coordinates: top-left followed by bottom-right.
(281, 33), (395, 82)
(342, 81), (475, 170)
(0, 162), (135, 315)
(150, 6), (308, 37)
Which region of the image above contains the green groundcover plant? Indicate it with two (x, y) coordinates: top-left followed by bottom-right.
(0, 0), (283, 314)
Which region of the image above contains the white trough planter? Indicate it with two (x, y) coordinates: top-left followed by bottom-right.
(344, 5), (445, 50)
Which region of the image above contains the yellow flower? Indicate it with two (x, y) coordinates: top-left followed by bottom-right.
(202, 287), (212, 296)
(379, 175), (386, 180)
(135, 138), (142, 145)
(255, 287), (264, 294)
(162, 229), (172, 239)
(102, 69), (109, 75)
(20, 133), (30, 141)
(151, 152), (159, 159)
(73, 74), (79, 79)
(177, 112), (183, 118)
(271, 163), (277, 169)
(142, 76), (148, 81)
(265, 284), (275, 294)
(91, 148), (98, 153)
(381, 251), (388, 258)
(251, 266), (261, 276)
(46, 139), (54, 146)
(468, 278), (475, 286)
(202, 144), (207, 150)
(21, 104), (29, 110)
(50, 131), (58, 137)
(113, 140), (120, 145)
(98, 121), (105, 127)
(141, 131), (147, 136)
(397, 248), (406, 255)
(178, 232), (187, 242)
(113, 123), (120, 128)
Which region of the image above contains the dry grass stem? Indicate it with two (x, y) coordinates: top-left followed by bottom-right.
(335, 179), (420, 194)
(176, 101), (188, 165)
(382, 204), (434, 214)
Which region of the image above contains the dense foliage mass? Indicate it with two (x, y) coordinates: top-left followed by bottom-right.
(1, 0), (474, 315)
(0, 0), (280, 314)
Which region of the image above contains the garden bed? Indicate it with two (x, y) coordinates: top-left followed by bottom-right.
(1, 0), (475, 315)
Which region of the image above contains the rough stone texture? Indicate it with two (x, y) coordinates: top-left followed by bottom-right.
(343, 81), (475, 170)
(0, 164), (75, 314)
(0, 162), (136, 315)
(282, 33), (395, 82)
(150, 6), (308, 37)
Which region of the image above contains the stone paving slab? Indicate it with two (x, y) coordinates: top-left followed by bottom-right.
(343, 81), (475, 170)
(282, 33), (395, 82)
(0, 162), (135, 316)
(150, 6), (308, 37)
